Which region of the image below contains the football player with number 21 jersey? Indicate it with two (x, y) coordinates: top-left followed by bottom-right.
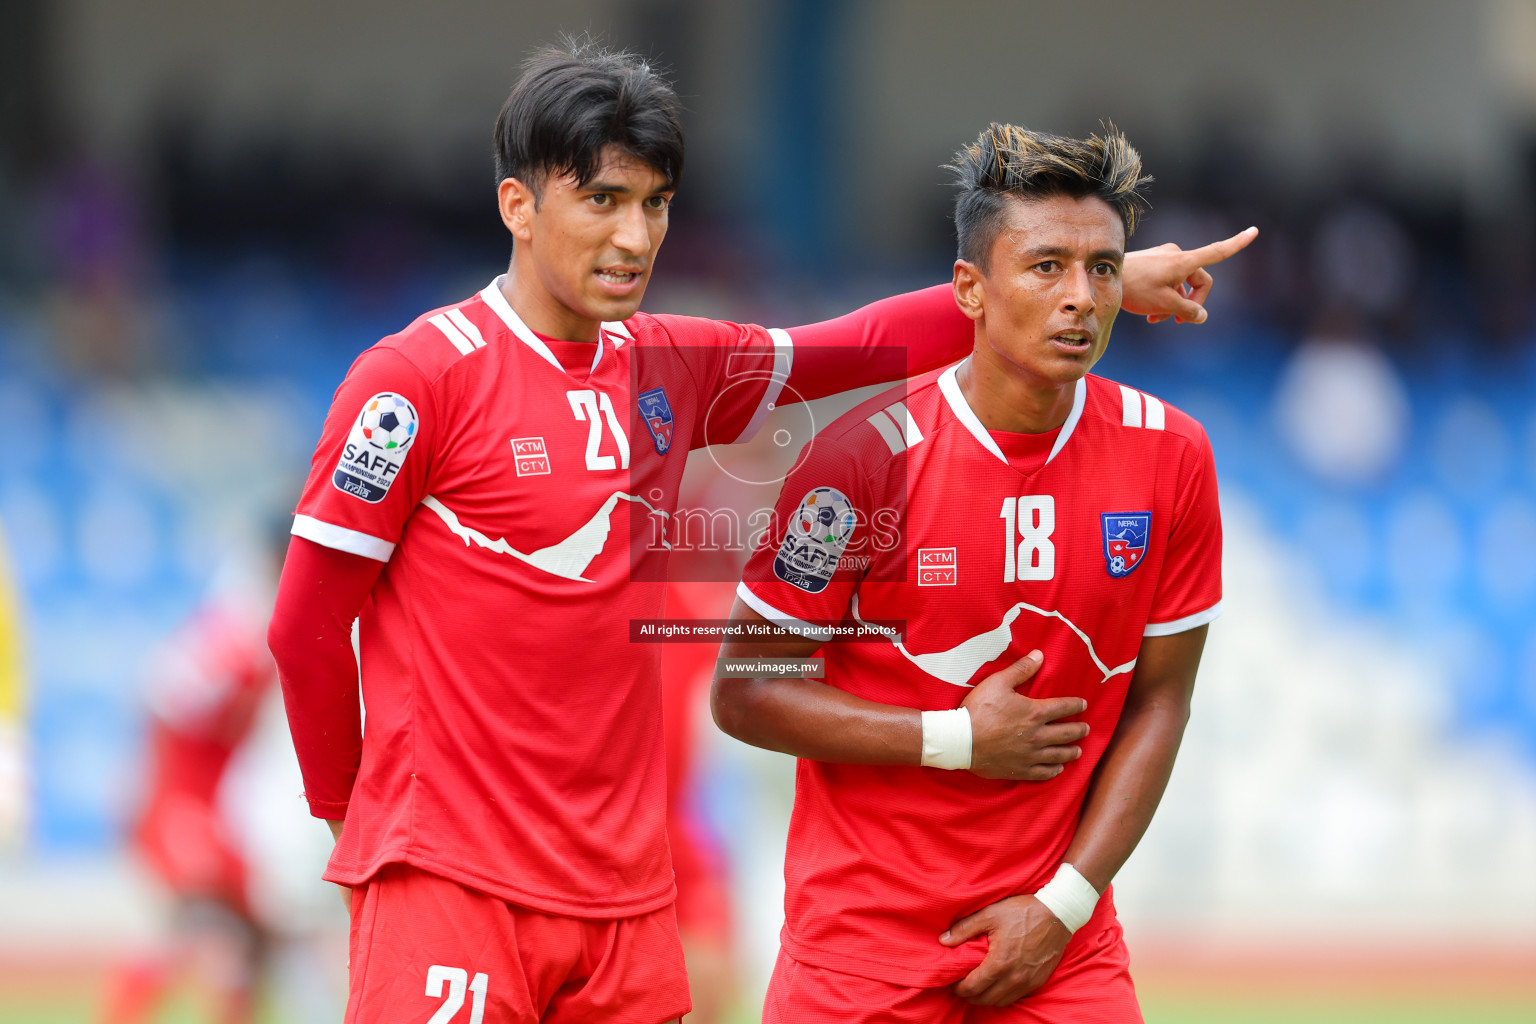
(267, 41), (1255, 1024)
(719, 124), (1238, 1023)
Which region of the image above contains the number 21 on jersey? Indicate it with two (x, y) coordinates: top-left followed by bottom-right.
(567, 389), (630, 471)
(1000, 496), (1055, 582)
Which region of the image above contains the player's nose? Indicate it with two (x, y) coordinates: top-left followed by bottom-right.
(610, 203), (652, 257)
(1060, 264), (1094, 314)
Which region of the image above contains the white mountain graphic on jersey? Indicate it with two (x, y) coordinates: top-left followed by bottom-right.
(422, 492), (669, 582)
(852, 594), (1137, 687)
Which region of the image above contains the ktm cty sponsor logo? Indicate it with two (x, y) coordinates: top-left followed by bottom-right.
(917, 547), (957, 586)
(510, 437), (551, 477)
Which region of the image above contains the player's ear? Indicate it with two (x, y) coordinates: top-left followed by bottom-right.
(498, 177), (537, 243)
(952, 259), (985, 322)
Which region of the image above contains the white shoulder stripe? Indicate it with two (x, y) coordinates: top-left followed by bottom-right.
(866, 409), (907, 455)
(735, 582), (835, 642)
(1119, 384), (1142, 428)
(292, 514), (395, 562)
(445, 308), (486, 348)
(429, 313), (477, 356)
(1119, 384), (1167, 432)
(1143, 600), (1222, 636)
(732, 327), (794, 444)
(885, 400), (923, 447)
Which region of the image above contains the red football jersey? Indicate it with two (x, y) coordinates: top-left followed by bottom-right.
(291, 277), (805, 917)
(739, 363), (1222, 986)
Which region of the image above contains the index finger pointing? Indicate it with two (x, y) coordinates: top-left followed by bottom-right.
(1183, 226), (1258, 268)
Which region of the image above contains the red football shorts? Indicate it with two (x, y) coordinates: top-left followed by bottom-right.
(762, 906), (1140, 1024)
(345, 863), (690, 1024)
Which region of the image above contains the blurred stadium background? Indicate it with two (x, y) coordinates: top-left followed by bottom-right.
(2, 1), (1536, 1021)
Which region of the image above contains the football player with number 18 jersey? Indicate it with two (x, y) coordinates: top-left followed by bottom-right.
(718, 125), (1231, 1023)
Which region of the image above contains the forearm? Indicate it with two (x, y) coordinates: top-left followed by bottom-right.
(267, 536), (380, 818)
(943, 699), (1189, 1008)
(711, 672), (921, 765)
(783, 285), (972, 402)
(1061, 699), (1189, 892)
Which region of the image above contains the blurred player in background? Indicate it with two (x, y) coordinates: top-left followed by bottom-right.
(716, 125), (1227, 1022)
(660, 578), (738, 1023)
(98, 541), (285, 1024)
(267, 39), (1250, 1024)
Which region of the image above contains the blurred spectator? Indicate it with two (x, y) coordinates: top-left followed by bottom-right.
(1313, 203), (1414, 318)
(1432, 398), (1511, 497)
(1274, 328), (1410, 484)
(40, 158), (169, 377)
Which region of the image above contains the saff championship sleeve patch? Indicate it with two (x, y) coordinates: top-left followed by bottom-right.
(332, 393), (419, 503)
(773, 486), (857, 594)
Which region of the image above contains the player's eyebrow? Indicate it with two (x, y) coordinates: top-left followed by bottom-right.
(1019, 244), (1124, 264)
(577, 180), (669, 198)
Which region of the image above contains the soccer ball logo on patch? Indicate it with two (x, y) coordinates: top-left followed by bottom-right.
(1101, 511), (1152, 578)
(793, 488), (856, 547)
(332, 392), (420, 503)
(358, 393), (418, 451)
(773, 486), (858, 593)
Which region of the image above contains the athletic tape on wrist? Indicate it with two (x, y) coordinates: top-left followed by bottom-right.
(919, 708), (972, 770)
(1033, 863), (1100, 934)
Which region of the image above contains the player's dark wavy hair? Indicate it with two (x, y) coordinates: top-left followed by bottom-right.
(947, 122), (1151, 272)
(494, 37), (685, 200)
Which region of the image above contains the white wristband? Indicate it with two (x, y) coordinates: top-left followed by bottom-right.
(1033, 863), (1100, 934)
(919, 708), (972, 770)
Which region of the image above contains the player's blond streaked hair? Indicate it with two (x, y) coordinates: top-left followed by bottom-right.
(947, 122), (1151, 271)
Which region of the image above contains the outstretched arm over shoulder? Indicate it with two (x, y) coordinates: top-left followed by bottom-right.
(778, 228), (1258, 402)
(782, 284), (969, 403)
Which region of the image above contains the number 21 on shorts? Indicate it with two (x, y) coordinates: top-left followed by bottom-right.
(426, 965), (488, 1024)
(1000, 496), (1055, 582)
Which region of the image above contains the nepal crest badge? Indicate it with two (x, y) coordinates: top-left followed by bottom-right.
(1101, 511), (1151, 578)
(638, 386), (675, 455)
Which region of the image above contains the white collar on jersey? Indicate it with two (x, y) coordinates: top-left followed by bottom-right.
(479, 275), (634, 375)
(937, 360), (1086, 467)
